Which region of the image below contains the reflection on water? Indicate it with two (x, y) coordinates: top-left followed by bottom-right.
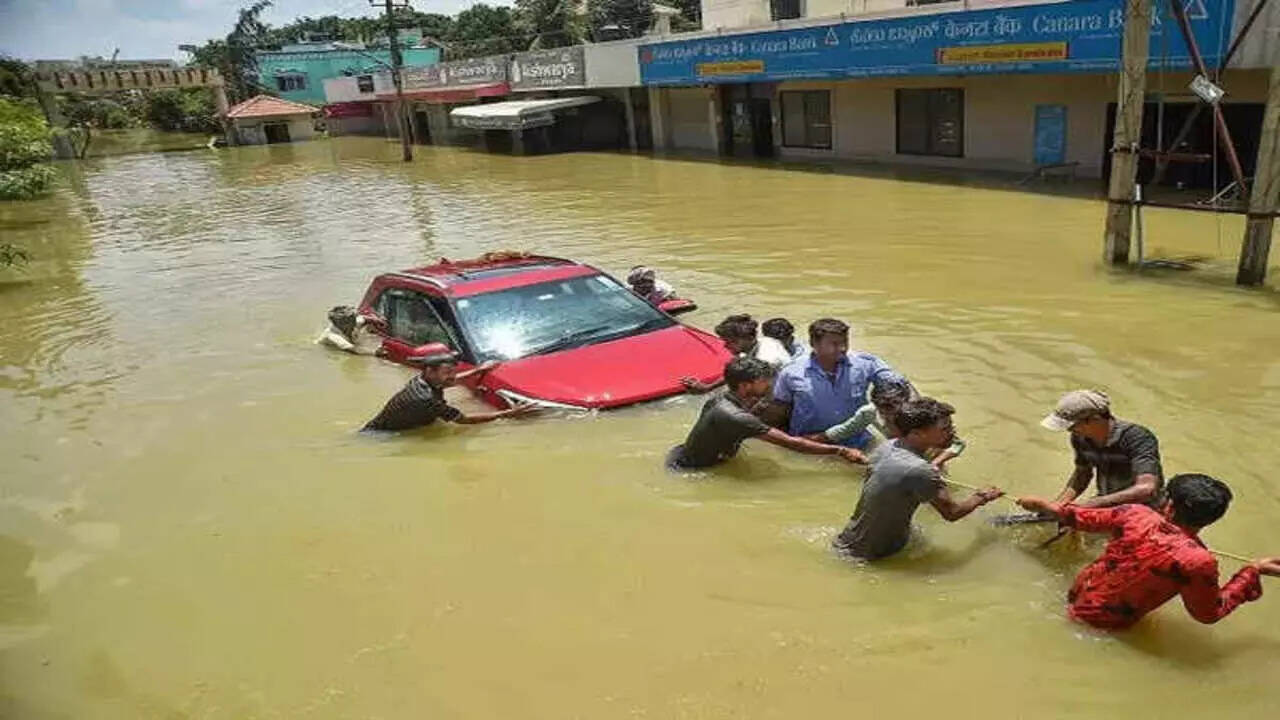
(1, 138), (1278, 718)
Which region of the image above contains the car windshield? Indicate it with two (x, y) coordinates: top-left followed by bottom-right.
(454, 274), (676, 362)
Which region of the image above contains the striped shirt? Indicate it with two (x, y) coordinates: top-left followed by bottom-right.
(362, 376), (462, 432)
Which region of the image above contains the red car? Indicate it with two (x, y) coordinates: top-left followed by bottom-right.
(355, 253), (731, 410)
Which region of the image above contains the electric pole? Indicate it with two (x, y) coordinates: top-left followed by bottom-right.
(372, 0), (413, 162)
(1102, 0), (1151, 265)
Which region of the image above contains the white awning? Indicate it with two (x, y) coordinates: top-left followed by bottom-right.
(450, 96), (601, 131)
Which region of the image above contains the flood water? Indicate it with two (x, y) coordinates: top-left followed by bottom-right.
(2, 138), (1278, 718)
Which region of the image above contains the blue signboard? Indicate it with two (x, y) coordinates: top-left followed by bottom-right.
(1033, 104), (1068, 165)
(639, 0), (1234, 85)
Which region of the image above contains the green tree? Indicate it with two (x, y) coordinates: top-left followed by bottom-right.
(586, 0), (653, 40)
(516, 0), (584, 49)
(0, 55), (34, 98)
(0, 96), (56, 200)
(668, 0), (701, 30)
(144, 89), (219, 133)
(446, 5), (523, 59)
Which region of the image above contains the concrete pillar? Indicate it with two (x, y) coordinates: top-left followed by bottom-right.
(623, 89), (638, 152)
(708, 87), (723, 155)
(649, 87), (669, 151)
(512, 129), (525, 155)
(1102, 0), (1151, 265)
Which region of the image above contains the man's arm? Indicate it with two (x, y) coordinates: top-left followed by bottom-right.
(757, 428), (866, 464)
(1178, 556), (1264, 624)
(863, 355), (907, 392)
(929, 483), (1003, 522)
(453, 403), (539, 425)
(1076, 473), (1159, 508)
(1055, 465), (1093, 504)
(813, 404), (878, 444)
(1016, 497), (1130, 533)
(679, 376), (724, 394)
(455, 361), (499, 381)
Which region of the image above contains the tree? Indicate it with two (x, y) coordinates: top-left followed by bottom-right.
(0, 55), (34, 98)
(0, 97), (56, 200)
(516, 0), (584, 49)
(446, 5), (523, 59)
(668, 0), (701, 31)
(226, 1), (274, 103)
(144, 89), (220, 133)
(586, 0), (653, 40)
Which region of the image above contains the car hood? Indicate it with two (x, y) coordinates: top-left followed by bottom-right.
(482, 325), (731, 409)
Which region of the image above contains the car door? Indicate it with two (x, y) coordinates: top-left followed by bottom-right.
(369, 285), (465, 364)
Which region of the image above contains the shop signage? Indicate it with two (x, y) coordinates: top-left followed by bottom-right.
(454, 112), (556, 131)
(1033, 104), (1068, 165)
(639, 0), (1235, 84)
(511, 47), (586, 91)
(396, 56), (509, 92)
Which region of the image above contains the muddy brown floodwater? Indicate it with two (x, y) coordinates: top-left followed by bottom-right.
(2, 138), (1278, 718)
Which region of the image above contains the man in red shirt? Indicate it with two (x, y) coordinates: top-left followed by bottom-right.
(1018, 473), (1280, 630)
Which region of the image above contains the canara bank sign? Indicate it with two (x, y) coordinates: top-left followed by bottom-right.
(639, 0), (1234, 84)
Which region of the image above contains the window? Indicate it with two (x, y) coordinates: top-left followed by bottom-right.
(771, 0), (802, 20)
(896, 88), (964, 157)
(373, 288), (459, 349)
(780, 90), (831, 149)
(453, 275), (673, 362)
(275, 74), (307, 92)
(356, 74), (374, 93)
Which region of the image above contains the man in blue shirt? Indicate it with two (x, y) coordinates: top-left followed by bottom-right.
(770, 318), (907, 449)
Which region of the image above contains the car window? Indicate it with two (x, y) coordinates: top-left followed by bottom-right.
(374, 288), (457, 348)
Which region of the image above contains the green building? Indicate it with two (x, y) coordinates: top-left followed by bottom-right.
(255, 41), (440, 106)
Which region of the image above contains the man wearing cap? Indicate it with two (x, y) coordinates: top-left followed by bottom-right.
(626, 266), (677, 307)
(362, 345), (535, 433)
(1040, 390), (1162, 508)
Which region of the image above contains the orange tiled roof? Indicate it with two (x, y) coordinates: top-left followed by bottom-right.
(224, 94), (319, 119)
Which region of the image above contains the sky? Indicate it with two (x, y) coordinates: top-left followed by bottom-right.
(0, 0), (502, 61)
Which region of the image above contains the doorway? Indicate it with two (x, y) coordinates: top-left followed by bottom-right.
(720, 85), (775, 159)
(262, 122), (291, 144)
(413, 109), (432, 145)
(1101, 102), (1263, 191)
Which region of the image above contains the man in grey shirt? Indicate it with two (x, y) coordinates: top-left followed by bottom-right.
(834, 397), (1002, 560)
(668, 357), (867, 470)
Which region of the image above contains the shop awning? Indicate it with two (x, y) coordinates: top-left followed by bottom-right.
(378, 82), (510, 104)
(449, 96), (600, 131)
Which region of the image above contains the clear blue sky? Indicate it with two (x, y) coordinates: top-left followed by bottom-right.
(0, 0), (501, 61)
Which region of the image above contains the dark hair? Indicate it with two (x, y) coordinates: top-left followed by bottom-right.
(715, 314), (758, 341)
(870, 378), (913, 408)
(723, 356), (774, 390)
(808, 318), (850, 344)
(1166, 473), (1232, 528)
(328, 305), (358, 339)
(761, 318), (794, 341)
(893, 397), (955, 435)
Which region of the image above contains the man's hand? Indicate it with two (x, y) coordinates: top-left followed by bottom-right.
(1016, 496), (1058, 515)
(1254, 557), (1280, 577)
(475, 360), (500, 373)
(504, 402), (541, 418)
(837, 448), (867, 464)
(680, 376), (712, 394)
(974, 486), (1004, 504)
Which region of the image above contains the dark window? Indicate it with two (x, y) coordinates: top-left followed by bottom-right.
(356, 74), (375, 93)
(275, 74), (307, 92)
(780, 90), (831, 149)
(896, 88), (964, 157)
(373, 288), (459, 349)
(771, 0), (802, 20)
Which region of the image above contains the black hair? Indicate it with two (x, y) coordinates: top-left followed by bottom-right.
(893, 397), (955, 435)
(808, 317), (850, 344)
(761, 318), (794, 341)
(870, 378), (914, 408)
(328, 305), (358, 340)
(715, 314), (758, 341)
(723, 356), (774, 391)
(1166, 473), (1232, 528)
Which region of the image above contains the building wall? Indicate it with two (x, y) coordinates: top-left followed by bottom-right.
(257, 47), (439, 105)
(327, 114), (384, 136)
(667, 87), (718, 151)
(231, 115), (316, 145)
(585, 40), (643, 88)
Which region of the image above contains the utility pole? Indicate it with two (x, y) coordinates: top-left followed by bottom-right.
(1103, 0), (1152, 265)
(1236, 63), (1280, 286)
(372, 0), (413, 162)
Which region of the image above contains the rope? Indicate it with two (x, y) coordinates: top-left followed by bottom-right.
(946, 476), (1258, 564)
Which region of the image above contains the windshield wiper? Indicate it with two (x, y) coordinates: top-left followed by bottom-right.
(526, 324), (617, 356)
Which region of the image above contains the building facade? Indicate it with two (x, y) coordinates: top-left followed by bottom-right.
(642, 0), (1279, 186)
(256, 41), (440, 106)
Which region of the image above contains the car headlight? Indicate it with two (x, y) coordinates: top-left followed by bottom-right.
(495, 389), (591, 412)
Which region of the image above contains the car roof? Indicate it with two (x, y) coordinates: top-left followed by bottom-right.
(386, 254), (603, 297)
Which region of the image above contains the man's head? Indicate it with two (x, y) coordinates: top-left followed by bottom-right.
(761, 318), (795, 345)
(627, 266), (656, 295)
(1041, 390), (1112, 444)
(869, 377), (914, 415)
(807, 318), (850, 367)
(723, 356), (775, 403)
(893, 397), (956, 451)
(715, 314), (759, 355)
(1162, 473), (1232, 529)
(328, 305), (358, 341)
(407, 344), (460, 387)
